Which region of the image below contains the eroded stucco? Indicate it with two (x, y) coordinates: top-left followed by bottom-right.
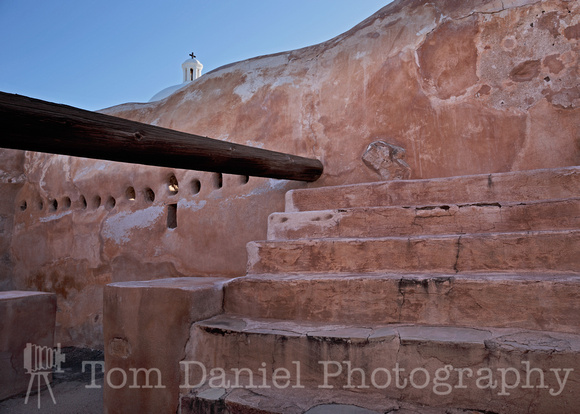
(3, 0), (579, 348)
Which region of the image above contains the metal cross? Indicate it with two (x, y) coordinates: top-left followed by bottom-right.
(189, 52), (196, 59)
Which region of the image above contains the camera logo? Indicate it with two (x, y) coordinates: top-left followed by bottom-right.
(23, 343), (65, 408)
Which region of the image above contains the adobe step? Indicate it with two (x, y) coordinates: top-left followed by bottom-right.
(184, 315), (580, 414)
(181, 384), (482, 414)
(248, 229), (580, 274)
(285, 166), (580, 212)
(268, 198), (580, 240)
(224, 273), (580, 334)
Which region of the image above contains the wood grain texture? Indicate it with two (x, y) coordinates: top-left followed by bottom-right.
(0, 92), (323, 181)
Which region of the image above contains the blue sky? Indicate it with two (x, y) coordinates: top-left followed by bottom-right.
(0, 1), (391, 111)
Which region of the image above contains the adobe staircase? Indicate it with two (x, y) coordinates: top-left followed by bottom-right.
(181, 166), (580, 414)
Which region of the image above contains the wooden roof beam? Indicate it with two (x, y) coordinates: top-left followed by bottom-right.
(0, 92), (323, 182)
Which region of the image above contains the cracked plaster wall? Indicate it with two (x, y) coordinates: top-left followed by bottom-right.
(0, 149), (25, 291)
(9, 152), (292, 348)
(105, 0), (580, 182)
(4, 0), (580, 348)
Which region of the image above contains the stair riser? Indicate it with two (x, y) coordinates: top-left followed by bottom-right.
(286, 167), (580, 212)
(269, 199), (580, 240)
(248, 231), (580, 274)
(186, 325), (580, 414)
(225, 275), (580, 334)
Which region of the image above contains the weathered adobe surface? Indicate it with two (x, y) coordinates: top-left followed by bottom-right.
(104, 0), (580, 183)
(186, 315), (580, 413)
(10, 154), (288, 348)
(0, 149), (25, 291)
(6, 0), (580, 349)
(0, 291), (56, 401)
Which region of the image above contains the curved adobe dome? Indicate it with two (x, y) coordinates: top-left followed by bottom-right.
(149, 83), (188, 102)
(149, 55), (203, 102)
(110, 0), (580, 184)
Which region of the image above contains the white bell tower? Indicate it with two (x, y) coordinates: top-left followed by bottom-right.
(182, 52), (203, 83)
(149, 52), (204, 102)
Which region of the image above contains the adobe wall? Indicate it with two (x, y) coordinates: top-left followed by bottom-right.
(9, 152), (294, 348)
(104, 0), (580, 184)
(0, 149), (25, 291)
(4, 0), (580, 348)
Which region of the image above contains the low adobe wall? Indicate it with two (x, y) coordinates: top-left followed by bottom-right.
(0, 291), (56, 401)
(9, 152), (295, 348)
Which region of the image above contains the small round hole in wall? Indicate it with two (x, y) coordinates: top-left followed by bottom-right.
(92, 196), (102, 209)
(168, 174), (179, 195)
(105, 196), (116, 210)
(80, 195), (88, 210)
(126, 186), (136, 201)
(144, 188), (155, 203)
(62, 196), (71, 210)
(241, 175), (250, 185)
(191, 179), (201, 195)
(49, 199), (58, 212)
(19, 200), (27, 211)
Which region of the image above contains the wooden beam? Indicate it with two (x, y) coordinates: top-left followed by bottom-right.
(0, 92), (323, 182)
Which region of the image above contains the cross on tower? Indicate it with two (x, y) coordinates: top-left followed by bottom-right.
(189, 52), (196, 59)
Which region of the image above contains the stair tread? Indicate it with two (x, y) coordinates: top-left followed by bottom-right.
(286, 166), (580, 212)
(249, 228), (580, 274)
(270, 197), (580, 241)
(258, 228), (580, 243)
(197, 314), (580, 351)
(277, 196), (580, 214)
(225, 272), (580, 334)
(297, 168), (580, 193)
(187, 313), (580, 412)
(183, 384), (477, 414)
(240, 271), (580, 281)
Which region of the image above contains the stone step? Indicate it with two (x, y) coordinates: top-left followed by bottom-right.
(180, 384), (479, 414)
(184, 315), (580, 414)
(285, 166), (580, 212)
(248, 229), (580, 274)
(224, 273), (580, 334)
(268, 198), (580, 240)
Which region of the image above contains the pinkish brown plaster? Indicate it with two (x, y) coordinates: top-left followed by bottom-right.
(3, 0), (580, 349)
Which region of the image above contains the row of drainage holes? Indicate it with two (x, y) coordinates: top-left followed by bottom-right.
(20, 196), (179, 230)
(19, 195), (115, 213)
(18, 174), (250, 213)
(167, 174), (249, 196)
(21, 187), (155, 213)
